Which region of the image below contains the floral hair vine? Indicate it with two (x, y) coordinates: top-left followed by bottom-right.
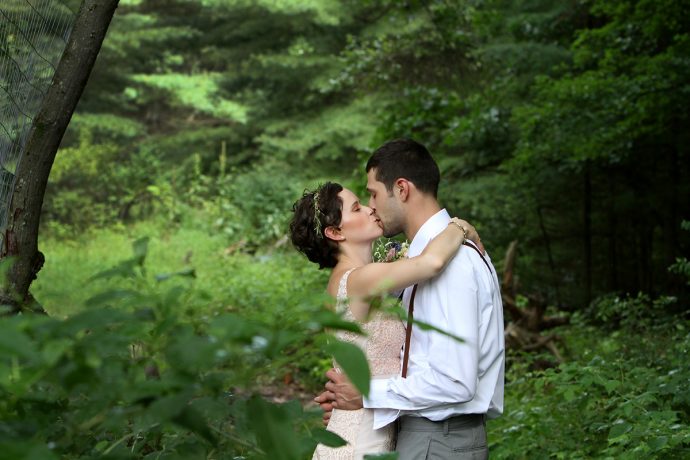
(313, 186), (324, 239)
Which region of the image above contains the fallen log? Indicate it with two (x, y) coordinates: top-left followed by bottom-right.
(500, 241), (568, 363)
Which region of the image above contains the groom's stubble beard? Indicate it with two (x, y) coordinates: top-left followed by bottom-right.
(380, 210), (405, 238)
(378, 192), (406, 238)
(382, 221), (403, 238)
(382, 227), (400, 238)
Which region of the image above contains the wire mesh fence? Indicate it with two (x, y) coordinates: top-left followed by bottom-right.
(0, 0), (76, 248)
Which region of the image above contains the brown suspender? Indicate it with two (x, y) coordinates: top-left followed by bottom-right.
(400, 240), (492, 378)
(401, 284), (418, 378)
(462, 241), (493, 275)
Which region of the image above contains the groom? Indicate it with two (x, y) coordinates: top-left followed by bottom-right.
(317, 138), (505, 459)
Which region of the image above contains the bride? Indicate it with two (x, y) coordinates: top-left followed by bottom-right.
(289, 182), (479, 459)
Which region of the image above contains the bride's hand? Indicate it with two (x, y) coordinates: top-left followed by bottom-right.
(450, 217), (485, 254)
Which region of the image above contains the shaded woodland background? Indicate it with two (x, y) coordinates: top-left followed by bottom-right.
(42, 0), (690, 306)
(2, 0), (689, 458)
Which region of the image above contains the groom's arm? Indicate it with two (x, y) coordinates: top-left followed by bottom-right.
(364, 258), (484, 411)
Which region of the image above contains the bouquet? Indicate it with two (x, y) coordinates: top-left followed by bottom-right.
(374, 239), (410, 263)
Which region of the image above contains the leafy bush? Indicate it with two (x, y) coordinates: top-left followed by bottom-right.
(1, 239), (370, 459)
(669, 221), (690, 286)
(172, 158), (304, 248)
(44, 131), (165, 235)
(489, 316), (690, 459)
(585, 293), (678, 330)
(213, 164), (302, 246)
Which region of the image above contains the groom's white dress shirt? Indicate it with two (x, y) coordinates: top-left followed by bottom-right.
(363, 209), (505, 430)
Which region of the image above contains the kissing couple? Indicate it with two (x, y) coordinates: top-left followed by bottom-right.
(289, 139), (505, 459)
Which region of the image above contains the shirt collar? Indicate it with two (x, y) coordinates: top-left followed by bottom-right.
(407, 209), (451, 257)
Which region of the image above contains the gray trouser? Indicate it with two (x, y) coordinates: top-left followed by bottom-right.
(395, 414), (488, 460)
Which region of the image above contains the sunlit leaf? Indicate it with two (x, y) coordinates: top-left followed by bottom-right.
(87, 260), (138, 281)
(132, 237), (150, 266)
(365, 453), (399, 459)
(311, 310), (363, 334)
(247, 396), (301, 460)
(325, 339), (370, 397)
(155, 267), (196, 282)
(172, 405), (218, 445)
(0, 325), (37, 360)
(84, 289), (142, 308)
(385, 307), (464, 344)
(608, 421), (632, 439)
(311, 428), (347, 448)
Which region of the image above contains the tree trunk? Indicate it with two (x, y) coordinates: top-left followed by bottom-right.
(500, 240), (569, 365)
(0, 0), (119, 314)
(583, 161), (592, 306)
(536, 205), (561, 305)
(667, 146), (679, 269)
(607, 170), (618, 291)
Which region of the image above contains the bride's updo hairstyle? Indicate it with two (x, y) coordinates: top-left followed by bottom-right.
(289, 182), (344, 269)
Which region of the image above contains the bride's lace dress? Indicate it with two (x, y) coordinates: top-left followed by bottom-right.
(313, 269), (405, 460)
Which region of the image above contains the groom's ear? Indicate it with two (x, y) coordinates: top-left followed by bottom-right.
(395, 179), (410, 202)
(324, 226), (344, 241)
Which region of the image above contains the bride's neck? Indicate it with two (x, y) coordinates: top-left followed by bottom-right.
(338, 241), (373, 268)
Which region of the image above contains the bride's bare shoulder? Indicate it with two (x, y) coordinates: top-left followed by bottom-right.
(326, 266), (350, 297)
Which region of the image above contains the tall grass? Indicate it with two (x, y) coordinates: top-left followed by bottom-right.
(33, 221), (328, 320)
(32, 220), (333, 393)
(35, 222), (220, 316)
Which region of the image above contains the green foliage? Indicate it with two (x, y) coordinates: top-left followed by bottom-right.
(586, 293), (678, 330)
(12, 0), (690, 457)
(364, 454), (399, 460)
(669, 258), (690, 286)
(257, 97), (381, 164)
(4, 236), (369, 459)
(376, 87), (464, 150)
(67, 114), (146, 142)
(669, 221), (690, 286)
(489, 316), (690, 459)
(29, 219), (690, 459)
(42, 0), (689, 308)
(32, 219), (345, 397)
(172, 159), (305, 246)
(44, 128), (165, 235)
(130, 73), (248, 123)
(75, 0), (381, 165)
(213, 164), (301, 245)
(45, 0), (397, 237)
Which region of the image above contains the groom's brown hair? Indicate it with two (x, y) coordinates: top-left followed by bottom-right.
(366, 138), (440, 197)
